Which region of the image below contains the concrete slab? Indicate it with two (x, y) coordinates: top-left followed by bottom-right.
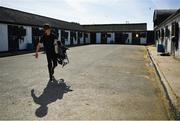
(0, 45), (168, 119)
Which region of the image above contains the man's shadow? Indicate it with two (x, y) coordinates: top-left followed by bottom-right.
(31, 79), (73, 118)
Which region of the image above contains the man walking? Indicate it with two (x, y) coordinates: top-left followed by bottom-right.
(35, 24), (57, 81)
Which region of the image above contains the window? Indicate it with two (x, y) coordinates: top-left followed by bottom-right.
(161, 29), (165, 39)
(165, 26), (170, 37)
(175, 22), (179, 50)
(155, 31), (159, 40)
(171, 22), (176, 36)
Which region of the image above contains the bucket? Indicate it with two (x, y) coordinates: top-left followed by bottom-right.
(157, 44), (165, 53)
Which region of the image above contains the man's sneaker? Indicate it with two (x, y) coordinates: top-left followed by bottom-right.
(49, 76), (54, 81)
(52, 76), (55, 80)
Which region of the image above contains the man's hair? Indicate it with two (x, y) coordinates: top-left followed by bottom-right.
(43, 23), (51, 30)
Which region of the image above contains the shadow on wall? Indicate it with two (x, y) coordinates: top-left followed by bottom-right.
(31, 79), (73, 118)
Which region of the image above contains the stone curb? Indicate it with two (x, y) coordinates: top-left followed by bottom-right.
(147, 48), (180, 119)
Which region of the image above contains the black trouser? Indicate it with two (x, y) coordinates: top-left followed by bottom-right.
(46, 53), (57, 80)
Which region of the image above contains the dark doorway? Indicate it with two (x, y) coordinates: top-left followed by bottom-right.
(84, 33), (88, 44)
(61, 30), (68, 45)
(147, 31), (154, 45)
(78, 32), (83, 45)
(115, 32), (123, 44)
(101, 32), (107, 44)
(122, 33), (129, 44)
(132, 33), (140, 45)
(70, 31), (75, 45)
(90, 32), (96, 44)
(8, 25), (19, 52)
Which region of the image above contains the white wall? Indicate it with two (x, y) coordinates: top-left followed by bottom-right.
(65, 30), (70, 46)
(0, 24), (8, 52)
(140, 37), (146, 44)
(156, 15), (180, 58)
(162, 28), (167, 49)
(107, 33), (115, 44)
(19, 26), (32, 50)
(58, 29), (61, 41)
(123, 32), (132, 44)
(140, 32), (147, 44)
(96, 33), (101, 44)
(155, 31), (161, 45)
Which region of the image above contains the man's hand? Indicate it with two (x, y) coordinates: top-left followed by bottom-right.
(35, 42), (41, 59)
(35, 52), (38, 59)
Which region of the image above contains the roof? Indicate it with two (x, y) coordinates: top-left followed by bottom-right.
(155, 9), (180, 29)
(0, 6), (147, 32)
(83, 23), (147, 32)
(0, 6), (85, 31)
(153, 9), (177, 27)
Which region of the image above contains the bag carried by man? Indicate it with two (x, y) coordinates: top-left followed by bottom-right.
(54, 39), (69, 68)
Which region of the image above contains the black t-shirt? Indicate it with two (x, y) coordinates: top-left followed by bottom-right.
(40, 33), (57, 55)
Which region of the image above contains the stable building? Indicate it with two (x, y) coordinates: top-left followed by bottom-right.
(153, 9), (180, 58)
(0, 6), (151, 53)
(0, 6), (90, 53)
(83, 24), (150, 45)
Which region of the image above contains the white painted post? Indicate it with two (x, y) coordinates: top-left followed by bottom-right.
(0, 24), (8, 52)
(96, 33), (101, 44)
(65, 30), (70, 45)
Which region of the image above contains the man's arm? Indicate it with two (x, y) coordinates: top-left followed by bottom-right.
(35, 42), (42, 58)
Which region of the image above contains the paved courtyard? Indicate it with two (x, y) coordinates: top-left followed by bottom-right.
(0, 45), (169, 120)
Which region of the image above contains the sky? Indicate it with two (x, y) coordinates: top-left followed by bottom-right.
(0, 0), (180, 30)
